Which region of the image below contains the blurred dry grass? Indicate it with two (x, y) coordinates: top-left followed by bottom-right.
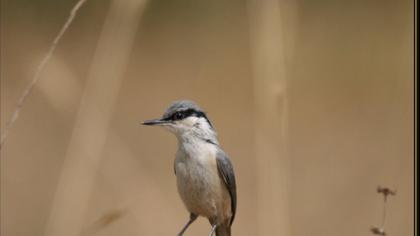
(0, 0), (415, 236)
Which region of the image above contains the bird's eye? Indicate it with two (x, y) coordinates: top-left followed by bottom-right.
(174, 112), (184, 120)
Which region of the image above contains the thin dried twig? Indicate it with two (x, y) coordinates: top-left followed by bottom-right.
(0, 0), (88, 149)
(371, 186), (396, 235)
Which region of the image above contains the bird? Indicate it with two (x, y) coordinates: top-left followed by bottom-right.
(142, 100), (237, 236)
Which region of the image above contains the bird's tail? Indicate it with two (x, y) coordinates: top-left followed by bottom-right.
(215, 224), (231, 236)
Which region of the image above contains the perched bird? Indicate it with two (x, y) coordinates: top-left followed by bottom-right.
(142, 100), (237, 236)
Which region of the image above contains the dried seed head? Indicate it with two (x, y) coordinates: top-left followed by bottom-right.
(370, 226), (386, 235)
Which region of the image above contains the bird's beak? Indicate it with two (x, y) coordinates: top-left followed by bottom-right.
(141, 119), (169, 126)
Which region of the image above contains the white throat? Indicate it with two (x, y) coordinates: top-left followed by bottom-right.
(169, 116), (219, 146)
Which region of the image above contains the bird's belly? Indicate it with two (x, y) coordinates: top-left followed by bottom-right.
(175, 160), (223, 218)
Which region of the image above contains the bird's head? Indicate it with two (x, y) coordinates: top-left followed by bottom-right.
(142, 100), (216, 141)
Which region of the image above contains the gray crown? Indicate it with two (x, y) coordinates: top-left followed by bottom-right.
(163, 100), (203, 119)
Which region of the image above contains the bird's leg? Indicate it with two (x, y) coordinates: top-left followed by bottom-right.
(177, 213), (198, 236)
(208, 224), (217, 236)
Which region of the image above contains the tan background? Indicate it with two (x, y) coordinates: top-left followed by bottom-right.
(1, 0), (415, 236)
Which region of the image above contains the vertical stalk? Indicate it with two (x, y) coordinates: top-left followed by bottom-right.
(44, 1), (148, 236)
(246, 1), (296, 235)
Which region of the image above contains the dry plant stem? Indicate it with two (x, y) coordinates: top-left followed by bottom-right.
(43, 0), (147, 235)
(246, 0), (297, 235)
(381, 196), (387, 228)
(0, 0), (88, 149)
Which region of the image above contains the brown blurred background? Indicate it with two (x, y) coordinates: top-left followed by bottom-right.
(0, 0), (415, 236)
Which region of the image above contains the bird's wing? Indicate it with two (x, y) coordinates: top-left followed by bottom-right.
(216, 150), (237, 226)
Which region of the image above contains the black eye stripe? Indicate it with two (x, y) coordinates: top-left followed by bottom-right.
(172, 110), (191, 120)
(163, 109), (192, 121)
(163, 109), (213, 128)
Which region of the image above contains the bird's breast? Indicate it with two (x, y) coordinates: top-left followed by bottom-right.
(175, 146), (223, 217)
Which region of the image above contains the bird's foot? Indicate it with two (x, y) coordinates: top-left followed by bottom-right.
(208, 225), (217, 236)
